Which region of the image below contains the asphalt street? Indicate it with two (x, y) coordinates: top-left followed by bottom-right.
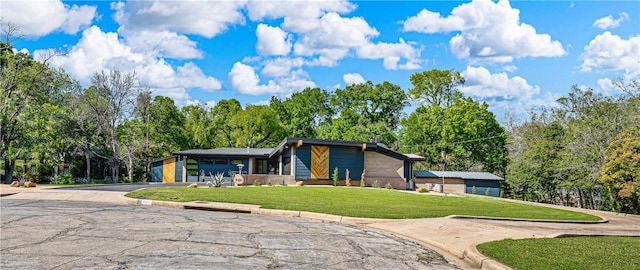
(1, 199), (458, 270)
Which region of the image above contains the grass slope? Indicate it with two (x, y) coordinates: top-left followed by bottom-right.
(477, 236), (640, 270)
(126, 186), (600, 220)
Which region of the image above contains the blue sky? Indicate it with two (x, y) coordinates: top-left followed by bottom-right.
(2, 0), (638, 121)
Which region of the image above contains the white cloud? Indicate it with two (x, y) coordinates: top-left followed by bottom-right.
(402, 0), (565, 63)
(593, 12), (629, 30)
(461, 66), (540, 100)
(256, 24), (292, 56)
(228, 62), (315, 96)
(120, 30), (203, 59)
(1, 0), (96, 37)
(356, 39), (423, 70)
(261, 57), (305, 77)
(33, 26), (221, 105)
(502, 65), (518, 72)
(247, 1), (422, 70)
(112, 0), (246, 38)
(580, 32), (640, 73)
(186, 99), (216, 110)
(343, 73), (365, 85)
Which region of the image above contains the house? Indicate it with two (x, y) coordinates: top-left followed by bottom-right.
(413, 170), (503, 197)
(150, 137), (425, 189)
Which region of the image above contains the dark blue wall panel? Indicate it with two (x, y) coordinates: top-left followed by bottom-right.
(295, 145), (311, 179)
(465, 180), (501, 197)
(151, 161), (163, 182)
(329, 146), (364, 180)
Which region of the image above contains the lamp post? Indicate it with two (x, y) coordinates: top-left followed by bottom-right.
(237, 163), (244, 175)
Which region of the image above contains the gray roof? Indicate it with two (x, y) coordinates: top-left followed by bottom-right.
(270, 137), (425, 161)
(173, 148), (274, 157)
(414, 170), (503, 181)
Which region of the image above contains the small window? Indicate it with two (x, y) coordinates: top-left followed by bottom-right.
(201, 159), (214, 164)
(215, 159), (227, 164)
(230, 159), (243, 165)
(187, 159), (198, 164)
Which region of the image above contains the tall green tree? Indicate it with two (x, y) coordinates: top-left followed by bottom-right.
(182, 104), (214, 149)
(211, 99), (242, 148)
(1, 32), (74, 182)
(318, 81), (407, 145)
(400, 69), (505, 174)
(148, 96), (187, 158)
(409, 69), (465, 107)
(270, 87), (333, 138)
(231, 105), (284, 148)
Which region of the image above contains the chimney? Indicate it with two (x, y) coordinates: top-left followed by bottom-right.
(375, 135), (381, 144)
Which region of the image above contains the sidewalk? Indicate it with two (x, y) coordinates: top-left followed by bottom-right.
(2, 185), (639, 270)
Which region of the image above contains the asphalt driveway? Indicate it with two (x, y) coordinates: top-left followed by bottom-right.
(1, 199), (458, 270)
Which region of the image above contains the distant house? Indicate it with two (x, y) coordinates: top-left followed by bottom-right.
(150, 137), (425, 189)
(413, 170), (503, 197)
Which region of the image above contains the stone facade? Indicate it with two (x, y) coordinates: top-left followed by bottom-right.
(245, 175), (295, 186)
(364, 151), (404, 178)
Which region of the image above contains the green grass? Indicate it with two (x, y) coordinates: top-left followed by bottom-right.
(125, 186), (601, 220)
(477, 236), (640, 270)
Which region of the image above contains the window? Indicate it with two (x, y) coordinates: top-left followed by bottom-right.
(215, 159), (227, 165)
(230, 159), (243, 165)
(283, 157), (291, 175)
(201, 159), (214, 164)
(254, 159), (268, 174)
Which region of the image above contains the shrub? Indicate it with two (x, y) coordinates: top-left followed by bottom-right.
(359, 179), (365, 187)
(332, 167), (339, 186)
(209, 172), (225, 187)
(372, 180), (380, 189)
(53, 174), (73, 185)
(471, 186), (477, 194)
(485, 187), (491, 196)
(254, 180), (261, 186)
(385, 183), (393, 189)
(280, 179), (287, 186)
(267, 180), (273, 186)
(418, 187), (429, 193)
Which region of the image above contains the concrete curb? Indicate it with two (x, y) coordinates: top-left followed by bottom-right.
(463, 245), (511, 270)
(447, 215), (608, 224)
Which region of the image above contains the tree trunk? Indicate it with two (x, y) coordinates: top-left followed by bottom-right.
(85, 144), (91, 180)
(4, 159), (15, 184)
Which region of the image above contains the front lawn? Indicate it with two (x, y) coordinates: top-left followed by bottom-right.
(477, 236), (640, 270)
(125, 186), (600, 220)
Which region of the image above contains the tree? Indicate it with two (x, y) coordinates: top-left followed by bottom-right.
(318, 81), (407, 145)
(211, 99), (242, 148)
(408, 69), (465, 107)
(400, 96), (507, 173)
(182, 104), (214, 149)
(148, 96), (187, 158)
(1, 26), (74, 183)
(401, 69), (505, 174)
(270, 87), (333, 138)
(231, 105), (284, 148)
(600, 130), (640, 214)
(85, 70), (139, 183)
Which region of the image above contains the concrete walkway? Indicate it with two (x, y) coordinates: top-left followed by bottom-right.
(2, 185), (639, 269)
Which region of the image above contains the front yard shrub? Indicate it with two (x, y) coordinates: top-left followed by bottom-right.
(254, 180), (261, 186)
(332, 167), (339, 186)
(267, 180), (273, 186)
(280, 179), (287, 186)
(385, 183), (394, 189)
(372, 180), (381, 188)
(471, 186), (477, 194)
(418, 187), (429, 193)
(485, 187), (491, 196)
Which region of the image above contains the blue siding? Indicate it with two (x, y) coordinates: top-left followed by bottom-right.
(295, 145), (311, 179)
(465, 180), (501, 197)
(329, 146), (364, 180)
(151, 161), (163, 182)
(174, 157), (183, 182)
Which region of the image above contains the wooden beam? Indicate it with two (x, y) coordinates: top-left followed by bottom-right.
(362, 143), (366, 151)
(296, 140), (303, 147)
